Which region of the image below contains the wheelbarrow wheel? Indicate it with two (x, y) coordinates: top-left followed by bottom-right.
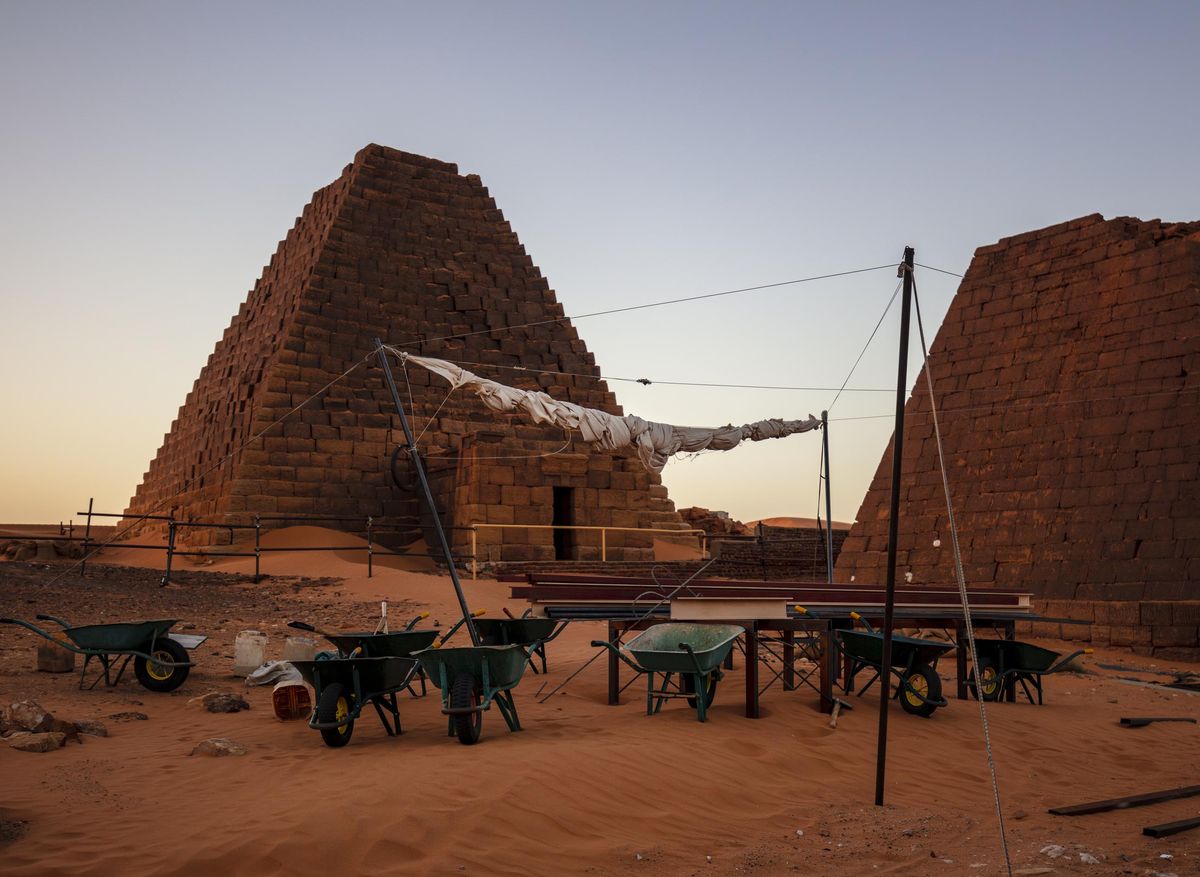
(683, 674), (719, 710)
(968, 656), (1002, 702)
(134, 637), (190, 692)
(450, 672), (483, 746)
(898, 664), (941, 718)
(317, 682), (355, 748)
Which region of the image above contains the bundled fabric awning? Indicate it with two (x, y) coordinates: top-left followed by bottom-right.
(392, 350), (821, 473)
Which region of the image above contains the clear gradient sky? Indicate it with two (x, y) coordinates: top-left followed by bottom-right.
(1, 2), (1197, 526)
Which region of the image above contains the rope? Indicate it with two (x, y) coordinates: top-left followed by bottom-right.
(912, 274), (1013, 876)
(915, 262), (965, 278)
(828, 277), (904, 411)
(393, 265), (895, 350)
(46, 353), (376, 588)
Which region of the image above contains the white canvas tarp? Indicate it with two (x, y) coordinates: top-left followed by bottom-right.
(392, 350), (821, 473)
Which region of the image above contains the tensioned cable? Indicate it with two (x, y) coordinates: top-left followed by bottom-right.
(393, 264), (896, 349)
(914, 262), (964, 278)
(47, 353), (376, 588)
(827, 277), (904, 411)
(404, 353), (893, 394)
(912, 272), (1013, 876)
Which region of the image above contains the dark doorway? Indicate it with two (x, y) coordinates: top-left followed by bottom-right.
(552, 486), (575, 560)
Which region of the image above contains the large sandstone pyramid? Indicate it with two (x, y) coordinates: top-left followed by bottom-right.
(125, 145), (684, 561)
(835, 215), (1199, 657)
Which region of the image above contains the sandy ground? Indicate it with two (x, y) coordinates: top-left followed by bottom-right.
(1, 532), (1198, 877)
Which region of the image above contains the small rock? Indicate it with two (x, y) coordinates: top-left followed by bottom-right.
(901, 829), (914, 837)
(202, 693), (250, 714)
(2, 699), (51, 733)
(75, 719), (109, 737)
(108, 711), (149, 722)
(6, 731), (66, 752)
(190, 737), (247, 757)
(1040, 844), (1065, 859)
(794, 829), (804, 838)
(1078, 852), (1100, 865)
(1012, 809), (1027, 820)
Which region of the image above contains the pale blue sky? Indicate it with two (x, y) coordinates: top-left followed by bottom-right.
(1, 2), (1197, 524)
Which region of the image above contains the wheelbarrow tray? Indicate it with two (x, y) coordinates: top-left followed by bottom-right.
(415, 644), (531, 692)
(624, 623), (744, 674)
(60, 619), (179, 652)
(473, 618), (560, 647)
(837, 629), (955, 667)
(292, 655), (419, 694)
(319, 629), (440, 658)
(972, 638), (1061, 673)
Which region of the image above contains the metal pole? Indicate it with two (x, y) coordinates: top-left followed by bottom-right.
(367, 516), (373, 578)
(254, 515), (261, 582)
(374, 339), (480, 646)
(471, 528), (478, 581)
(822, 410), (834, 585)
(875, 246), (915, 806)
(81, 498), (94, 576)
(162, 521), (176, 586)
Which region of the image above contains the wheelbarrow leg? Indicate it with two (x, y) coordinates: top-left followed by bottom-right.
(695, 673), (708, 723)
(494, 689), (522, 732)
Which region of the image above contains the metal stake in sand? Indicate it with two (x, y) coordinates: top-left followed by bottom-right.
(373, 338), (480, 647)
(875, 246), (914, 806)
(821, 409), (833, 584)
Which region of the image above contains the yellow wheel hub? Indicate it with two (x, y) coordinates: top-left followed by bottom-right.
(904, 674), (928, 707)
(147, 650), (175, 681)
(980, 667), (999, 696)
(335, 696), (350, 732)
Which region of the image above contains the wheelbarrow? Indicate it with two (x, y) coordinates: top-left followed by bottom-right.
(473, 616), (568, 675)
(591, 622), (744, 723)
(967, 639), (1092, 704)
(288, 612), (439, 695)
(291, 654), (419, 748)
(415, 628), (554, 745)
(833, 612), (955, 718)
(0, 614), (203, 692)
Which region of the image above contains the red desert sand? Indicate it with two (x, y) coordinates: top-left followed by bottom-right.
(2, 527), (1198, 876)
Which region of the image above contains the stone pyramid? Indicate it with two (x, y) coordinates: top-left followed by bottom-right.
(125, 145), (685, 561)
(834, 215), (1199, 658)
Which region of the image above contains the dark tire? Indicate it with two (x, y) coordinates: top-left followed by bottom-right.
(134, 637), (190, 692)
(317, 682), (355, 748)
(683, 674), (719, 710)
(971, 656), (1002, 702)
(898, 664), (941, 718)
(450, 672), (483, 745)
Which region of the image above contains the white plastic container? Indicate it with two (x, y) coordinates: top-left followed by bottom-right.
(281, 635), (319, 663)
(233, 630), (268, 677)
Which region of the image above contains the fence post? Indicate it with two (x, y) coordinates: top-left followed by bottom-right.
(81, 497), (94, 575)
(254, 515), (261, 582)
(471, 528), (478, 581)
(601, 528), (607, 562)
(161, 521), (176, 586)
(367, 516), (373, 579)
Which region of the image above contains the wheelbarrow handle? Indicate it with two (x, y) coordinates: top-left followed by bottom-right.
(439, 609), (486, 645)
(403, 612), (430, 631)
(0, 617), (85, 652)
(1045, 648), (1093, 675)
(849, 611), (877, 634)
(35, 614), (72, 629)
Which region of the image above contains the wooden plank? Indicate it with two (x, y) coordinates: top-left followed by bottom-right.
(1143, 815), (1200, 838)
(1049, 784), (1200, 816)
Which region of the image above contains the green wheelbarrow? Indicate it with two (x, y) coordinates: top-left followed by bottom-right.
(833, 612), (955, 718)
(288, 613), (439, 696)
(0, 614), (203, 692)
(291, 655), (420, 748)
(591, 622), (744, 723)
(415, 629), (554, 746)
(968, 639), (1092, 704)
(473, 616), (568, 675)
